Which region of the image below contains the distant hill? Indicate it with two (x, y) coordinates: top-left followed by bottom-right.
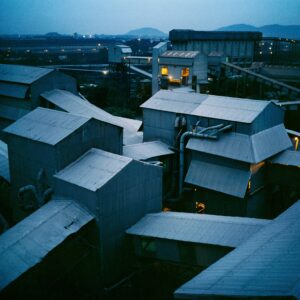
(217, 24), (300, 40)
(126, 27), (167, 38)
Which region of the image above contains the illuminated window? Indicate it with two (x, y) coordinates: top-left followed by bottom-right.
(161, 66), (168, 76)
(181, 68), (189, 77)
(195, 201), (205, 213)
(294, 137), (299, 151)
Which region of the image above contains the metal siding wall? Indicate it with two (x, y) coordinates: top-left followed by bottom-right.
(97, 160), (162, 283)
(156, 239), (180, 262)
(247, 189), (267, 218)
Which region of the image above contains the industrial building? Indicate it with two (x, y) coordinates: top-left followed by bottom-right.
(108, 44), (132, 64)
(141, 89), (295, 217)
(169, 29), (262, 66)
(0, 64), (77, 135)
(157, 51), (207, 88)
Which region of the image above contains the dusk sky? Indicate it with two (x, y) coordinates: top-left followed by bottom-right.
(0, 0), (299, 35)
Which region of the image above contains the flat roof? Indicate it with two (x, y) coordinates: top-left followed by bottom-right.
(126, 212), (269, 248)
(170, 29), (262, 42)
(54, 148), (132, 191)
(123, 141), (174, 160)
(3, 107), (90, 145)
(0, 199), (93, 291)
(0, 64), (53, 84)
(175, 200), (300, 299)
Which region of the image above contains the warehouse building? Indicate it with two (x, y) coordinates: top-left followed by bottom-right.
(169, 30), (262, 66)
(3, 107), (123, 222)
(141, 89), (294, 217)
(0, 64), (77, 136)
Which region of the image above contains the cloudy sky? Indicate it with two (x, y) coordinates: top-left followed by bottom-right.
(0, 0), (299, 35)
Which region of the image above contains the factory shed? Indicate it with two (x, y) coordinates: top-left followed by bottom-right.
(3, 107), (122, 222)
(41, 89), (142, 132)
(187, 124), (292, 163)
(0, 64), (77, 135)
(0, 199), (100, 300)
(123, 141), (174, 161)
(54, 148), (162, 284)
(126, 212), (269, 267)
(174, 200), (300, 299)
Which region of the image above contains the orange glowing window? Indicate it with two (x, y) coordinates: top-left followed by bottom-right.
(196, 201), (205, 213)
(161, 66), (168, 76)
(181, 68), (189, 77)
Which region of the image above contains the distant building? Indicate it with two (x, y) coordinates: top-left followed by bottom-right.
(169, 30), (262, 66)
(0, 64), (77, 136)
(108, 44), (132, 64)
(157, 51), (207, 89)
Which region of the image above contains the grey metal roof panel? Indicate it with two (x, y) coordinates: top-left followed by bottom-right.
(187, 132), (254, 163)
(185, 159), (251, 198)
(0, 199), (93, 290)
(0, 64), (53, 84)
(141, 90), (207, 114)
(191, 95), (270, 123)
(54, 148), (132, 191)
(126, 212), (269, 248)
(269, 150), (300, 167)
(187, 124), (292, 163)
(160, 51), (199, 58)
(0, 82), (29, 99)
(123, 130), (143, 145)
(3, 107), (90, 145)
(251, 124), (292, 162)
(41, 89), (140, 131)
(174, 200), (300, 299)
(123, 141), (174, 160)
(0, 140), (9, 182)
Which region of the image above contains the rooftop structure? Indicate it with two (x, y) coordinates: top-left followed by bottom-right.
(108, 44), (132, 64)
(0, 140), (9, 182)
(175, 200), (300, 299)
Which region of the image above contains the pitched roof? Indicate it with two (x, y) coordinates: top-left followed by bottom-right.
(54, 148), (132, 191)
(160, 51), (199, 59)
(185, 159), (251, 198)
(175, 200), (300, 299)
(41, 89), (141, 131)
(3, 107), (90, 145)
(141, 90), (207, 114)
(126, 212), (269, 248)
(187, 124), (292, 163)
(0, 199), (93, 291)
(269, 149), (300, 167)
(0, 64), (53, 84)
(123, 141), (174, 160)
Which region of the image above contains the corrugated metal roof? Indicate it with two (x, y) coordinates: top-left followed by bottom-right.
(54, 148), (132, 191)
(187, 125), (292, 163)
(126, 212), (269, 248)
(185, 159), (251, 198)
(191, 95), (270, 123)
(269, 150), (300, 167)
(0, 140), (10, 182)
(123, 141), (174, 160)
(160, 51), (199, 58)
(0, 82), (29, 99)
(141, 90), (207, 114)
(0, 199), (93, 291)
(174, 200), (300, 299)
(123, 130), (143, 145)
(287, 129), (300, 137)
(3, 107), (90, 145)
(41, 89), (141, 132)
(0, 64), (53, 84)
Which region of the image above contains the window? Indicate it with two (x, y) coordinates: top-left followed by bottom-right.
(141, 237), (156, 257)
(181, 68), (189, 77)
(161, 66), (168, 76)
